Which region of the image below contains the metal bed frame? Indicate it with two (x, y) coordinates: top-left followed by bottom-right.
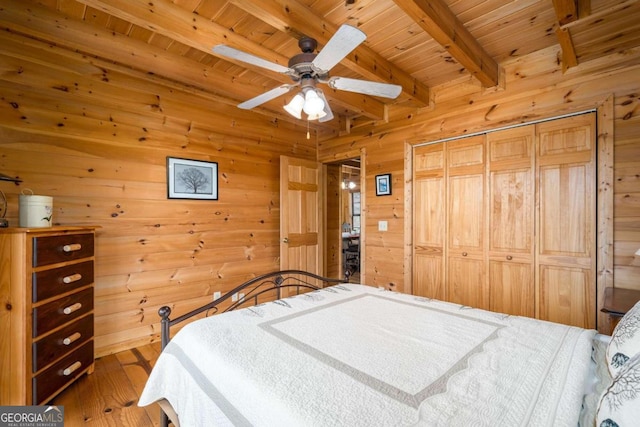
(156, 270), (348, 427)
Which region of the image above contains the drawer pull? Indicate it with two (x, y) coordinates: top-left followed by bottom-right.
(63, 243), (82, 252)
(63, 302), (82, 315)
(506, 255), (513, 260)
(462, 252), (468, 257)
(63, 361), (82, 376)
(63, 332), (82, 346)
(63, 273), (82, 284)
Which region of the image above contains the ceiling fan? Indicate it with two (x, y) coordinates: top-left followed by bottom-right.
(212, 24), (402, 123)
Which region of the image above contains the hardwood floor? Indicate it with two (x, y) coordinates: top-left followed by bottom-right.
(50, 343), (164, 426)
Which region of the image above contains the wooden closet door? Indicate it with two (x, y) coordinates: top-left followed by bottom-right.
(487, 127), (535, 317)
(536, 114), (596, 329)
(413, 144), (445, 299)
(447, 136), (487, 309)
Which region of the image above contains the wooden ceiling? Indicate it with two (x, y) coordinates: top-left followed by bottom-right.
(3, 0), (640, 139)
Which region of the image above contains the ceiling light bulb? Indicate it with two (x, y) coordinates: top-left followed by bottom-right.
(306, 110), (327, 121)
(348, 181), (356, 189)
(303, 90), (325, 116)
(283, 93), (304, 119)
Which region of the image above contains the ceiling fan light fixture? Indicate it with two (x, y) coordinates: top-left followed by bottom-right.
(283, 93), (305, 119)
(302, 89), (325, 117)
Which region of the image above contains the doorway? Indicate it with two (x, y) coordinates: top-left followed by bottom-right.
(326, 158), (361, 282)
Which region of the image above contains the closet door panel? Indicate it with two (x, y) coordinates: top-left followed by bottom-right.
(489, 260), (534, 317)
(449, 174), (484, 252)
(447, 136), (486, 308)
(539, 265), (595, 328)
(487, 126), (534, 317)
(536, 114), (596, 328)
(415, 253), (444, 299)
(449, 256), (485, 308)
(413, 144), (445, 298)
(539, 164), (591, 257)
(489, 169), (533, 253)
(415, 178), (444, 247)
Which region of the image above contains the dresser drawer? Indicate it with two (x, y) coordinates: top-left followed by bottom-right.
(32, 314), (94, 373)
(33, 287), (94, 337)
(32, 260), (94, 303)
(32, 341), (93, 404)
(32, 233), (94, 267)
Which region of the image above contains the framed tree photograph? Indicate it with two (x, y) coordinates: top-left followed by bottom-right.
(375, 173), (392, 196)
(167, 157), (218, 200)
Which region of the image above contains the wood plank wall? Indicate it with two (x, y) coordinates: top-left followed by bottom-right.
(0, 30), (318, 356)
(2, 28), (639, 355)
(319, 45), (640, 301)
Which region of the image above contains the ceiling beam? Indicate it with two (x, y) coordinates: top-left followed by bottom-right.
(227, 0), (431, 108)
(551, 0), (585, 25)
(551, 0), (583, 71)
(392, 0), (500, 88)
(555, 27), (579, 72)
(75, 0), (386, 120)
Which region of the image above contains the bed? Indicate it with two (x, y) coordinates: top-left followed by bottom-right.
(138, 270), (640, 427)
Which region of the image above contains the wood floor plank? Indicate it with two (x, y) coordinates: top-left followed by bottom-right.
(51, 344), (158, 426)
(117, 347), (163, 426)
(52, 380), (85, 426)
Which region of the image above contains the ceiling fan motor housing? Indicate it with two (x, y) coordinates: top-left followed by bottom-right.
(288, 37), (329, 81)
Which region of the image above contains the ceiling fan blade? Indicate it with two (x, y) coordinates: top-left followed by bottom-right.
(212, 45), (292, 74)
(238, 84), (296, 110)
(316, 89), (334, 122)
(312, 25), (366, 73)
(328, 77), (402, 99)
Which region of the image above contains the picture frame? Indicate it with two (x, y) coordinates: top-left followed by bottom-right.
(167, 157), (218, 200)
(375, 173), (392, 196)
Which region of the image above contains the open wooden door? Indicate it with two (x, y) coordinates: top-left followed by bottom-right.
(280, 156), (323, 275)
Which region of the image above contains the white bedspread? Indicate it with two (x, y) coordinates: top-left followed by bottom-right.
(139, 284), (596, 426)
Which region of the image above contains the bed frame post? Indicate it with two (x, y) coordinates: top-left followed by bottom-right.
(158, 305), (172, 427)
(159, 306), (172, 351)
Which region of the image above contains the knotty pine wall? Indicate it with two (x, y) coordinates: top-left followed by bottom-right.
(2, 31), (639, 355)
(319, 45), (640, 308)
(0, 30), (318, 356)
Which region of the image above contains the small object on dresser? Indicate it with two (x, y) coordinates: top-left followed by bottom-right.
(19, 189), (53, 227)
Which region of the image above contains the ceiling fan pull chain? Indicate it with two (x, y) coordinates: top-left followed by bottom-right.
(306, 120), (310, 140)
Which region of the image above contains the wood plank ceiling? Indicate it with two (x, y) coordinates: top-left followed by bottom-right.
(2, 0), (640, 140)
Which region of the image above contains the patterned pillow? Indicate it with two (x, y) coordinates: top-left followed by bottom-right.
(596, 352), (640, 427)
(606, 299), (640, 377)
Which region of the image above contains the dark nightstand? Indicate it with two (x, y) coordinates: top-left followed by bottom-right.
(601, 287), (640, 335)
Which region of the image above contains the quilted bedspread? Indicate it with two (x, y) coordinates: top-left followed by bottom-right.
(139, 284), (596, 426)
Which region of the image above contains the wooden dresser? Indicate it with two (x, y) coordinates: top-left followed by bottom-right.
(0, 226), (98, 405)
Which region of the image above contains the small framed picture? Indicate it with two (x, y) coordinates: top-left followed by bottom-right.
(167, 157), (218, 200)
(375, 173), (392, 196)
